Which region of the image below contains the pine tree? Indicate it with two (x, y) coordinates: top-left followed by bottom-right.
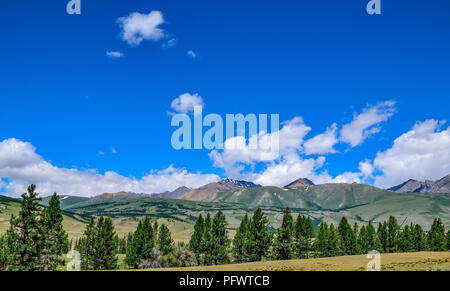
(412, 224), (426, 251)
(338, 217), (356, 255)
(93, 217), (118, 270)
(387, 216), (400, 253)
(0, 234), (9, 270)
(427, 218), (446, 251)
(295, 215), (315, 259)
(6, 185), (43, 271)
(158, 224), (174, 255)
(189, 214), (205, 263)
(201, 213), (214, 265)
(377, 222), (388, 253)
(247, 208), (272, 262)
(211, 211), (230, 265)
(273, 208), (295, 260)
(39, 193), (69, 271)
(79, 218), (96, 270)
(327, 224), (341, 257)
(125, 217), (155, 268)
(315, 221), (329, 257)
(366, 221), (380, 251)
(353, 222), (360, 254)
(399, 225), (414, 252)
(233, 214), (250, 263)
(358, 225), (368, 254)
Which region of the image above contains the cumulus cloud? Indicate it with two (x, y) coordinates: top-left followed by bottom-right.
(162, 38), (176, 48)
(303, 123), (338, 155)
(106, 51), (124, 58)
(372, 119), (450, 188)
(0, 138), (219, 197)
(170, 93), (204, 114)
(209, 117), (311, 179)
(117, 11), (165, 46)
(340, 101), (396, 147)
(187, 50), (197, 58)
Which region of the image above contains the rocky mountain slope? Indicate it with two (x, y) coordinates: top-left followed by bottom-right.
(178, 178), (261, 202)
(388, 174), (450, 193)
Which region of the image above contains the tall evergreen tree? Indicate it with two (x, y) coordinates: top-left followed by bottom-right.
(273, 208), (295, 260)
(387, 216), (400, 253)
(427, 218), (447, 251)
(233, 214), (250, 263)
(158, 224), (174, 255)
(0, 234), (9, 270)
(366, 221), (380, 251)
(6, 185), (43, 271)
(412, 224), (426, 251)
(358, 225), (368, 254)
(338, 217), (356, 255)
(92, 217), (118, 270)
(315, 221), (329, 257)
(189, 214), (205, 263)
(377, 222), (388, 253)
(353, 222), (360, 254)
(399, 225), (414, 252)
(247, 208), (272, 262)
(39, 193), (69, 271)
(211, 211), (230, 265)
(79, 218), (96, 270)
(294, 215), (315, 259)
(327, 224), (341, 257)
(201, 213), (214, 266)
(125, 217), (155, 268)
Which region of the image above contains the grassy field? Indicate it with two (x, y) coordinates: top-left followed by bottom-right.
(154, 252), (450, 271)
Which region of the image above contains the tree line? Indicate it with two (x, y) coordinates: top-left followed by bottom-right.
(188, 207), (450, 265)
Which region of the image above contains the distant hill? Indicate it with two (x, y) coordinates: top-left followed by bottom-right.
(284, 178), (315, 189)
(178, 178), (261, 202)
(150, 186), (192, 199)
(389, 174), (450, 193)
(41, 195), (90, 209)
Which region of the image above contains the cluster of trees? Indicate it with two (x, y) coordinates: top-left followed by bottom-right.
(124, 217), (197, 269)
(188, 207), (450, 266)
(0, 185), (69, 271)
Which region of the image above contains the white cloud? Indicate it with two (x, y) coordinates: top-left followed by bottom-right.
(372, 119), (450, 188)
(106, 51), (124, 58)
(340, 101), (396, 147)
(358, 160), (374, 177)
(303, 123), (338, 155)
(209, 117), (311, 178)
(117, 11), (165, 46)
(0, 138), (219, 197)
(187, 50), (197, 58)
(162, 38), (176, 48)
(170, 93), (204, 114)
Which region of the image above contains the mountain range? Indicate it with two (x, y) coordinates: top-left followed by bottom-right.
(388, 175), (450, 193)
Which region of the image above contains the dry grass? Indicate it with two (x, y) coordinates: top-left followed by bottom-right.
(155, 252), (450, 271)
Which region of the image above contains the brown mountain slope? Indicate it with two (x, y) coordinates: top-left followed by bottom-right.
(178, 178), (260, 201)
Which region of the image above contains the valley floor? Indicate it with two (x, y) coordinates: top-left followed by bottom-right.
(147, 252), (450, 271)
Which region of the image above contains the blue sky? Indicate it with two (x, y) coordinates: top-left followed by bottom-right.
(1, 0), (449, 196)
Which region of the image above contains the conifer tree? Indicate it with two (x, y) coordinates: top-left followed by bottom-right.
(352, 222), (360, 254)
(295, 215), (315, 259)
(387, 216), (400, 253)
(412, 224), (426, 251)
(399, 225), (414, 252)
(273, 208), (295, 260)
(427, 218), (446, 251)
(211, 211), (230, 265)
(125, 217), (155, 268)
(358, 225), (368, 254)
(6, 185), (43, 271)
(377, 222), (388, 253)
(247, 208), (272, 262)
(158, 224), (174, 255)
(0, 234), (9, 270)
(233, 214), (250, 263)
(79, 218), (96, 270)
(189, 214), (205, 263)
(39, 193), (69, 271)
(315, 221), (329, 257)
(366, 221), (380, 251)
(338, 217), (356, 255)
(327, 224), (341, 257)
(93, 217), (118, 270)
(201, 213), (214, 265)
